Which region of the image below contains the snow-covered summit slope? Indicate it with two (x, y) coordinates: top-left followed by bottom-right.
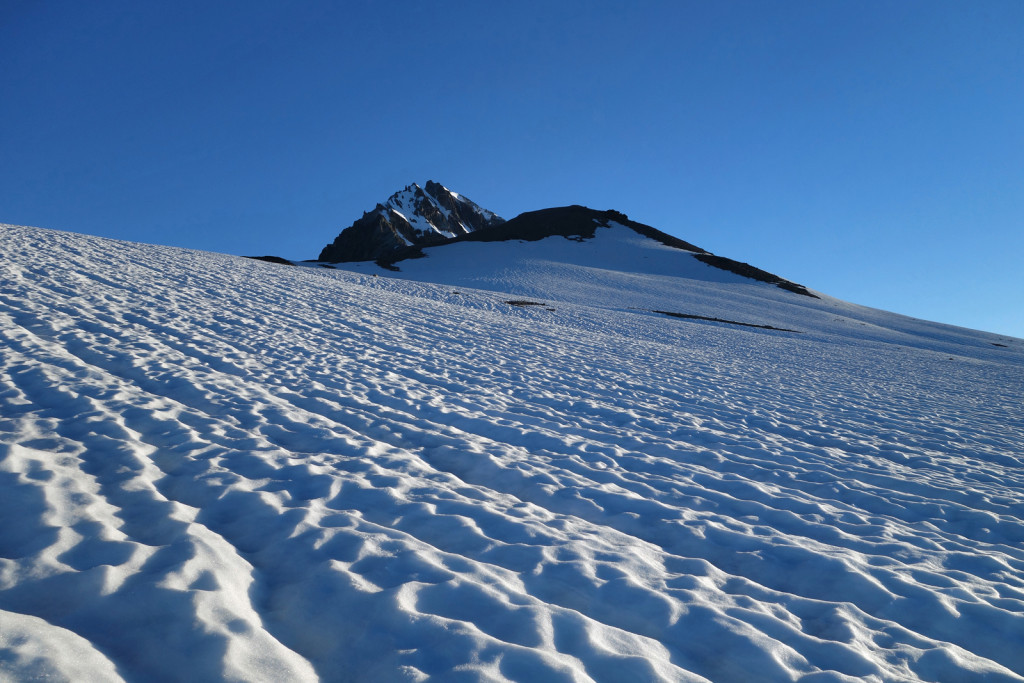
(2, 222), (1023, 682)
(324, 220), (1020, 361)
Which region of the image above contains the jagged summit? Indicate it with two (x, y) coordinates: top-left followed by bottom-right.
(318, 181), (504, 263)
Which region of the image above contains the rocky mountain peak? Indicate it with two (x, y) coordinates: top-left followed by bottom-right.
(318, 181), (504, 263)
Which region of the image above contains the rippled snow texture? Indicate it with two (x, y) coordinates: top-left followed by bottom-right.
(1, 224), (1022, 682)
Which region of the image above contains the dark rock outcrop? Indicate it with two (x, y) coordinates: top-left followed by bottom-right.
(652, 310), (802, 332)
(446, 205), (708, 253)
(245, 255), (295, 266)
(692, 254), (818, 298)
(318, 181), (504, 263)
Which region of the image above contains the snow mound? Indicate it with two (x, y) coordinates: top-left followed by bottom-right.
(1, 223), (1022, 681)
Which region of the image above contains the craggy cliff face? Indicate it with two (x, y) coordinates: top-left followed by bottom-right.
(318, 181), (504, 263)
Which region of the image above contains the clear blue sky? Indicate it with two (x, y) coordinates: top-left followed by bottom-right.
(3, 1), (1022, 338)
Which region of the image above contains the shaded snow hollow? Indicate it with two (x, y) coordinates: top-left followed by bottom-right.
(1, 222), (1023, 682)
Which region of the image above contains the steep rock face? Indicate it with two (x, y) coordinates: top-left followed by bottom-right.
(319, 181), (504, 263)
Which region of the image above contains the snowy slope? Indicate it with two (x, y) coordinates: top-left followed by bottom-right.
(1, 222), (1023, 682)
(324, 221), (1020, 360)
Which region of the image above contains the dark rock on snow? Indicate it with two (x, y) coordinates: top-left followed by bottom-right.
(246, 255), (295, 266)
(693, 254), (818, 298)
(447, 205), (707, 253)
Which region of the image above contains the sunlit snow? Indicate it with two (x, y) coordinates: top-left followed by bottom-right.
(1, 222), (1022, 682)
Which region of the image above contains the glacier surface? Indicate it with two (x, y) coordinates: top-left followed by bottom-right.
(1, 222), (1022, 682)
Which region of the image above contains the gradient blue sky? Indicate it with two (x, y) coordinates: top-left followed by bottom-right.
(3, 1), (1022, 338)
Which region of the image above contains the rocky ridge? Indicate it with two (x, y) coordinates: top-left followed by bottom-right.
(318, 181), (504, 263)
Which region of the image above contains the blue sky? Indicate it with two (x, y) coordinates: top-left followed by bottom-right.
(2, 1), (1022, 338)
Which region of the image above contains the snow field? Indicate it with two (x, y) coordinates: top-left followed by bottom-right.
(1, 223), (1023, 681)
